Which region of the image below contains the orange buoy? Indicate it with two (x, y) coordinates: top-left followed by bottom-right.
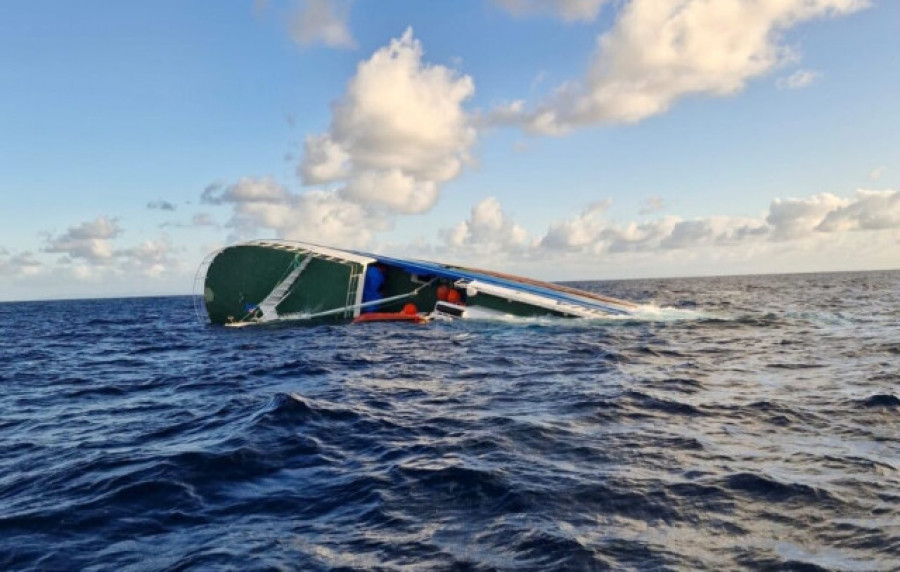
(446, 289), (463, 304)
(401, 303), (418, 315)
(436, 285), (449, 301)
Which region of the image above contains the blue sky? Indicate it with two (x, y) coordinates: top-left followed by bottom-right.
(1, 0), (898, 301)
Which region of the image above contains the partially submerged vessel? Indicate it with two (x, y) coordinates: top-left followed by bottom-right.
(195, 239), (636, 326)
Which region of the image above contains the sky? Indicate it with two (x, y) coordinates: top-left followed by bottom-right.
(1, 0), (898, 301)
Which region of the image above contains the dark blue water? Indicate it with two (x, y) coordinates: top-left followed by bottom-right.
(1, 271), (898, 570)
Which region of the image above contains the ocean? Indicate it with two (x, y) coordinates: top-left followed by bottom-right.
(1, 270), (898, 571)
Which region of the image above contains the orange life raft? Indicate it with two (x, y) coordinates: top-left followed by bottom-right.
(352, 312), (427, 324)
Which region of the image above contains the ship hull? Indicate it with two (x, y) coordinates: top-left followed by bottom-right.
(198, 240), (635, 326)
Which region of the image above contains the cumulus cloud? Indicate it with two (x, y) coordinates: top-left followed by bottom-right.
(115, 239), (182, 278)
(203, 177), (383, 248)
(202, 178), (287, 204)
(43, 216), (122, 261)
(815, 189), (900, 232)
(766, 193), (850, 240)
(540, 201), (611, 250)
(342, 169), (440, 215)
(202, 177), (277, 206)
(659, 219), (714, 249)
(300, 134), (350, 183)
(777, 68), (822, 90)
(494, 0), (610, 22)
(31, 216), (188, 288)
(715, 220), (771, 244)
(289, 0), (355, 48)
(299, 28), (476, 215)
(488, 0), (868, 134)
(500, 189), (899, 260)
(456, 187), (900, 270)
(432, 196), (783, 276)
(537, 204), (740, 253)
(207, 30), (479, 251)
(442, 197), (528, 252)
(0, 250), (43, 278)
(603, 217), (682, 252)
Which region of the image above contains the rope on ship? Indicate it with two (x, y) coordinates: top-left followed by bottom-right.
(276, 278), (437, 322)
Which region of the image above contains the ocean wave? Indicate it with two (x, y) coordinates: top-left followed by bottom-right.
(2, 272), (899, 570)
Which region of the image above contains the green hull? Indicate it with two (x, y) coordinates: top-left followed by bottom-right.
(203, 244), (362, 325)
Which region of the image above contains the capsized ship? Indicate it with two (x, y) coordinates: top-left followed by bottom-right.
(195, 239), (637, 326)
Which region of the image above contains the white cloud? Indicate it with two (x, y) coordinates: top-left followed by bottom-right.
(815, 189), (900, 232)
(429, 188), (899, 281)
(39, 237), (187, 293)
(494, 0), (610, 22)
(538, 205), (763, 254)
(63, 217), (121, 240)
(300, 134), (350, 184)
(204, 177), (384, 249)
(604, 216), (682, 252)
(21, 217), (189, 295)
(540, 201), (611, 250)
(777, 68), (822, 90)
(114, 239), (183, 278)
(342, 169), (439, 215)
(300, 28), (476, 215)
(442, 197), (528, 252)
(289, 0), (355, 49)
(460, 187), (900, 261)
(43, 216), (122, 261)
(766, 193), (850, 240)
(489, 0), (868, 134)
(426, 197), (777, 278)
(428, 188), (900, 278)
(202, 178), (287, 204)
(496, 186), (900, 265)
(0, 250), (43, 278)
(714, 219), (771, 244)
(659, 219), (714, 249)
(209, 30), (478, 252)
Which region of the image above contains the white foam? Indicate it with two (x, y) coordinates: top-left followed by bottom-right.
(624, 303), (713, 322)
(437, 303), (712, 327)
